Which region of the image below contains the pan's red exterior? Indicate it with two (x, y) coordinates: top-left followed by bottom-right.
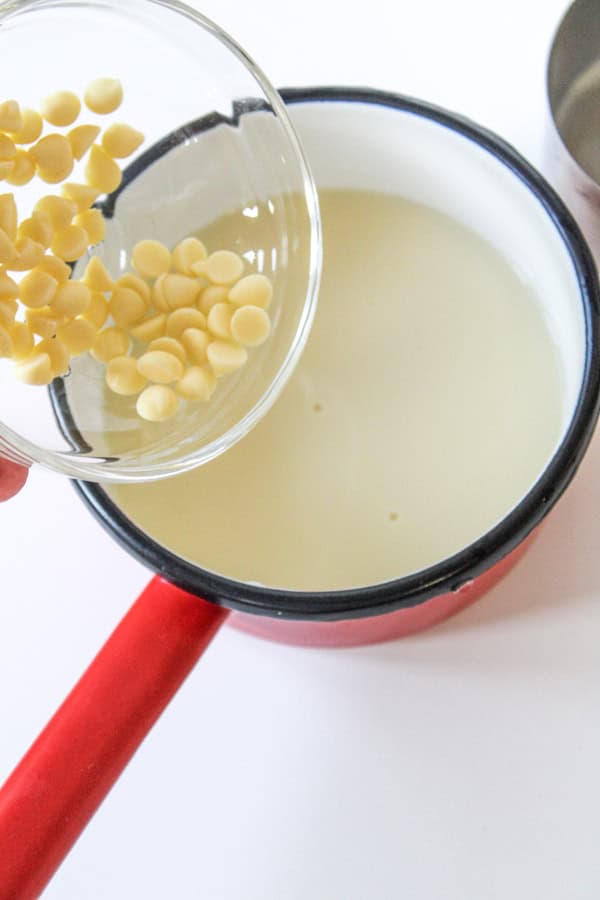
(230, 535), (533, 647)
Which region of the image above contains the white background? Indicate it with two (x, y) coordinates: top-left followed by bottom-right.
(2, 0), (600, 897)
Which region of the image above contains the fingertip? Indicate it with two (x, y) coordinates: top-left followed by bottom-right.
(0, 459), (29, 500)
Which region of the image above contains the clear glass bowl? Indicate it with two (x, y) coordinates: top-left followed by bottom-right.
(0, 0), (321, 481)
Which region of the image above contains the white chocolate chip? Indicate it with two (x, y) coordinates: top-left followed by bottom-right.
(166, 307), (206, 339)
(14, 352), (53, 385)
(147, 336), (186, 366)
(84, 78), (123, 115)
(137, 349), (183, 384)
(9, 108), (42, 145)
(7, 150), (35, 186)
(83, 291), (109, 330)
(74, 208), (106, 245)
(162, 274), (200, 310)
(0, 269), (18, 300)
(50, 224), (88, 261)
(67, 124), (100, 161)
(0, 134), (16, 161)
(115, 272), (151, 303)
(0, 229), (17, 265)
(82, 256), (113, 292)
(41, 91), (81, 127)
(176, 365), (216, 401)
(207, 302), (233, 339)
(131, 239), (171, 279)
(57, 317), (96, 354)
(25, 306), (59, 339)
(0, 193), (17, 240)
(37, 255), (72, 283)
(0, 100), (23, 133)
(228, 273), (273, 309)
(61, 182), (101, 212)
(0, 298), (16, 328)
(37, 337), (70, 377)
(106, 355), (147, 395)
(9, 321), (33, 359)
(180, 327), (210, 364)
(7, 237), (45, 271)
(136, 384), (179, 422)
(172, 237), (207, 275)
(195, 249), (244, 285)
(198, 284), (228, 315)
(30, 134), (74, 183)
(0, 323), (13, 357)
(85, 145), (122, 194)
(109, 285), (146, 328)
(230, 305), (271, 347)
(206, 340), (248, 376)
(101, 123), (144, 159)
(18, 211), (53, 248)
(52, 280), (91, 317)
(90, 326), (130, 362)
(130, 313), (167, 344)
(152, 273), (169, 312)
(34, 195), (77, 231)
(19, 269), (58, 309)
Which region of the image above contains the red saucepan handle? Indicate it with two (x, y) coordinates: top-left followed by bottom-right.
(0, 575), (229, 899)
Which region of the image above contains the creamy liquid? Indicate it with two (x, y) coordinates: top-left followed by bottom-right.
(108, 190), (564, 591)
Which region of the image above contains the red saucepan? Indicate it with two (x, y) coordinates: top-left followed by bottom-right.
(1, 88), (599, 898)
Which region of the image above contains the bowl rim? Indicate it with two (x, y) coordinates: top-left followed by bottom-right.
(75, 85), (600, 621)
(0, 0), (322, 481)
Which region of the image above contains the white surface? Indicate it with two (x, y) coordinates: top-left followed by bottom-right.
(2, 0), (599, 898)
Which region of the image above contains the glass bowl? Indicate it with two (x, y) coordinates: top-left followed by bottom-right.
(0, 0), (321, 481)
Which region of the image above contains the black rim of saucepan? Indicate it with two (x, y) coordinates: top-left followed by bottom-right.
(69, 86), (600, 622)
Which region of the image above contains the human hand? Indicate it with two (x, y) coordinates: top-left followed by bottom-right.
(0, 458), (28, 501)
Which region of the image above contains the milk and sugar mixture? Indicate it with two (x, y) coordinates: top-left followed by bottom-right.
(109, 189), (564, 591)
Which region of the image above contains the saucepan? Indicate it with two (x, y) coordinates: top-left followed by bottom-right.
(1, 88), (599, 898)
